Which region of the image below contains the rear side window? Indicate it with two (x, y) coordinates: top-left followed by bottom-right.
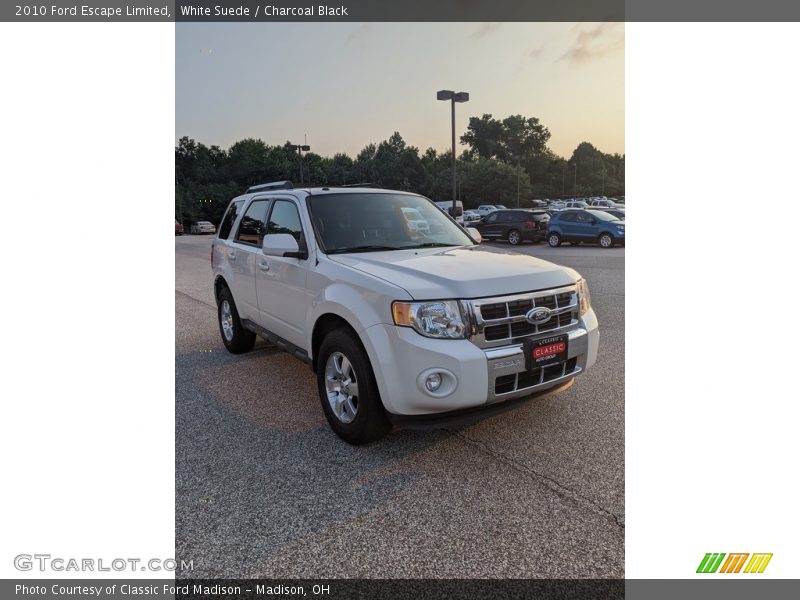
(235, 200), (269, 246)
(559, 212), (577, 222)
(267, 200), (305, 247)
(218, 200), (243, 239)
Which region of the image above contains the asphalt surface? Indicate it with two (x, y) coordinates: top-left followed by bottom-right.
(175, 234), (624, 578)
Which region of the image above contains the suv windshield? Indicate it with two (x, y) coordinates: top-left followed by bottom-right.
(308, 192), (474, 254)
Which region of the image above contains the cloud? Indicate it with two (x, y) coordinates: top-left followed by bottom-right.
(559, 23), (624, 64)
(470, 23), (501, 39)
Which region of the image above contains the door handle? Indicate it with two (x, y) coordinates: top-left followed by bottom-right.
(258, 261), (270, 272)
(227, 252), (237, 262)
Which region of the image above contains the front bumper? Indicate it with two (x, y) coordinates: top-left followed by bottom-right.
(361, 307), (599, 417)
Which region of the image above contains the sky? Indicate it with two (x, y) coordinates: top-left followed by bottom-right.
(176, 22), (624, 160)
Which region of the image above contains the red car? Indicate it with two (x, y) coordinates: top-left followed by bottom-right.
(175, 220), (184, 236)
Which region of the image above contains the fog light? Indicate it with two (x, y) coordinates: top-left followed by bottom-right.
(425, 373), (443, 392)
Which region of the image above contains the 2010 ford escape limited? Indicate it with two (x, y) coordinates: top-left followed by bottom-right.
(212, 183), (599, 444)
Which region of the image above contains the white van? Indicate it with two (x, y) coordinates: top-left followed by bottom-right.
(435, 200), (464, 225)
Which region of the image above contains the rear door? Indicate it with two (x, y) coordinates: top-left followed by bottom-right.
(228, 197), (271, 321)
(557, 211), (579, 238)
(256, 197), (312, 349)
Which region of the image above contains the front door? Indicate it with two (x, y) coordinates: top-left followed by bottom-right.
(256, 198), (311, 349)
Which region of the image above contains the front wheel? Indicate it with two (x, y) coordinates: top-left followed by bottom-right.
(599, 233), (615, 248)
(548, 233), (562, 247)
(507, 229), (521, 245)
(317, 329), (391, 445)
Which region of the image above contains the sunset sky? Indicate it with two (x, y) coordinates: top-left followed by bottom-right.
(176, 22), (624, 159)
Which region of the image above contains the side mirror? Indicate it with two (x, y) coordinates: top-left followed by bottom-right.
(466, 227), (482, 244)
(262, 233), (306, 259)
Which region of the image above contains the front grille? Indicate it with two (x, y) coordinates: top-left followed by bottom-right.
(470, 286), (579, 348)
(495, 357), (578, 395)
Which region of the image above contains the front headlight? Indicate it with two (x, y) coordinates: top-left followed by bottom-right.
(576, 278), (591, 316)
(392, 300), (467, 339)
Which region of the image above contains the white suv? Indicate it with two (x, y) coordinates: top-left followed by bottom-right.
(212, 184), (599, 444)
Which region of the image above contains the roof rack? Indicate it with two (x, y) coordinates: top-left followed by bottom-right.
(246, 180), (294, 193)
(339, 183), (380, 188)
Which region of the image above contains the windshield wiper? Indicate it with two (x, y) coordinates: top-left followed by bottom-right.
(404, 242), (461, 249)
(326, 245), (405, 254)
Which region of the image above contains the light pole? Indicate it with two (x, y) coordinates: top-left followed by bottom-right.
(289, 143), (311, 184)
(437, 90), (469, 216)
(573, 162), (578, 196)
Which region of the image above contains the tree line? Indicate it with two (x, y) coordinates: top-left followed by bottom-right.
(176, 113), (624, 226)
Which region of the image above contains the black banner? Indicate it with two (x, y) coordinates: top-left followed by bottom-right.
(5, 0), (800, 22)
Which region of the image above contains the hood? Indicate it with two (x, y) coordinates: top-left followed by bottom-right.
(328, 245), (578, 300)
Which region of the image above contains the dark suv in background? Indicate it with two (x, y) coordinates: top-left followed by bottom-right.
(475, 209), (550, 245)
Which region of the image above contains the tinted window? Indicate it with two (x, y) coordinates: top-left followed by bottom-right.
(559, 212), (577, 222)
(267, 200), (305, 246)
(308, 193), (473, 253)
(485, 213), (499, 223)
(235, 200), (269, 246)
(218, 200), (243, 239)
(576, 212), (595, 223)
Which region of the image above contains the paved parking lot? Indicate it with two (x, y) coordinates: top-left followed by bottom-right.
(175, 235), (624, 578)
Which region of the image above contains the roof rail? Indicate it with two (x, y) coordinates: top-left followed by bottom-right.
(247, 180), (294, 193)
(339, 183), (380, 188)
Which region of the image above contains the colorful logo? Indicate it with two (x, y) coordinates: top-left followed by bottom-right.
(697, 553), (773, 574)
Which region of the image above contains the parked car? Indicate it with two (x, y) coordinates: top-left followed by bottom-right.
(463, 210), (482, 225)
(547, 209), (625, 248)
(589, 198), (623, 209)
(564, 200), (589, 209)
(476, 205), (498, 215)
(586, 206), (625, 220)
(191, 221), (216, 235)
(175, 220), (184, 236)
(475, 209), (550, 245)
(212, 183), (598, 444)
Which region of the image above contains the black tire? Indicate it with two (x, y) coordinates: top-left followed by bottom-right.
(548, 233), (562, 247)
(507, 229), (522, 245)
(217, 286), (256, 354)
(569, 241), (581, 246)
(599, 233), (615, 248)
(317, 329), (391, 445)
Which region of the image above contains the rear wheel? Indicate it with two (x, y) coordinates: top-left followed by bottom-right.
(507, 229), (521, 245)
(548, 233), (562, 247)
(217, 286), (256, 354)
(599, 233), (615, 248)
(317, 329), (391, 445)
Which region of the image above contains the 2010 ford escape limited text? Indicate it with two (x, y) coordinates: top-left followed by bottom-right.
(211, 183), (599, 444)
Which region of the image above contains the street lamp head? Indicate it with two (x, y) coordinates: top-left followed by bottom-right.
(437, 90), (455, 101)
(300, 145), (310, 151)
(453, 92), (469, 103)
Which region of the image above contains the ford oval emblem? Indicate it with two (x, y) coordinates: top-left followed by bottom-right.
(526, 306), (552, 325)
